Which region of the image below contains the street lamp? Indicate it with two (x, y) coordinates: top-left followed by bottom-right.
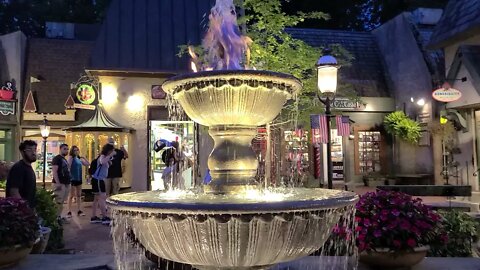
(39, 116), (50, 189)
(316, 50), (339, 189)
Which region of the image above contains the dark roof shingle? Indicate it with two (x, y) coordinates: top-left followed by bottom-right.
(23, 38), (95, 126)
(89, 0), (214, 73)
(287, 28), (390, 97)
(428, 0), (480, 49)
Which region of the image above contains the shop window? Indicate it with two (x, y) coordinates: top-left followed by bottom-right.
(354, 127), (386, 174)
(149, 121), (195, 191)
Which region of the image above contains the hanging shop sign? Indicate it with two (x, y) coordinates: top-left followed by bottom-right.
(76, 84), (96, 105)
(73, 103), (96, 110)
(0, 100), (15, 115)
(432, 83), (462, 102)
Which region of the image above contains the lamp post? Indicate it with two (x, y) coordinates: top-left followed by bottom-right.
(39, 116), (50, 189)
(316, 50), (339, 189)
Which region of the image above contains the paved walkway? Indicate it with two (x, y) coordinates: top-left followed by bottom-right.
(61, 202), (113, 255)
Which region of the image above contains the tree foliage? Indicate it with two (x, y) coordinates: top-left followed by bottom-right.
(180, 0), (354, 127)
(244, 0), (355, 126)
(0, 0), (111, 36)
(283, 0), (449, 31)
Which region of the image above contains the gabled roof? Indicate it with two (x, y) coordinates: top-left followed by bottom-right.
(428, 0), (480, 49)
(89, 0), (214, 74)
(65, 104), (132, 132)
(23, 90), (36, 112)
(23, 38), (95, 125)
(64, 95), (75, 109)
(446, 45), (480, 95)
(287, 28), (390, 97)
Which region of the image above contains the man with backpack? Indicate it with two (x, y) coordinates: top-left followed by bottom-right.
(105, 138), (128, 197)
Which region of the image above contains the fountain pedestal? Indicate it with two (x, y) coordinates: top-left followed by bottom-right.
(206, 126), (258, 194)
(162, 70), (301, 195)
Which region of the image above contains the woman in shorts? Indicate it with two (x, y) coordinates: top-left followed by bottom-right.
(67, 145), (90, 217)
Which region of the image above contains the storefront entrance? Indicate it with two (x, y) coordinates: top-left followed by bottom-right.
(0, 127), (14, 162)
(149, 121), (195, 191)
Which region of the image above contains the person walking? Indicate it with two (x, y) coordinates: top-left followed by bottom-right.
(90, 143), (116, 225)
(66, 146), (90, 218)
(105, 138), (128, 197)
(6, 140), (37, 208)
(52, 144), (71, 223)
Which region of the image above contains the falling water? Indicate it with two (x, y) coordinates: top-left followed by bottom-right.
(111, 0), (360, 268)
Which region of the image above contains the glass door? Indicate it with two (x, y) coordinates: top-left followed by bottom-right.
(149, 121), (195, 190)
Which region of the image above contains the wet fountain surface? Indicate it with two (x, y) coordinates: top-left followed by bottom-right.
(108, 0), (360, 269)
(107, 188), (357, 212)
(107, 189), (358, 270)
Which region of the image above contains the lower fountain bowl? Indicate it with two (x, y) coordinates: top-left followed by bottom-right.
(107, 188), (358, 269)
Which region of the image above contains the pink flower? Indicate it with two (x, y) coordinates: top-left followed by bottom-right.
(407, 238), (416, 248)
(373, 230), (382, 238)
(363, 218), (371, 227)
(393, 240), (402, 248)
(392, 209), (400, 216)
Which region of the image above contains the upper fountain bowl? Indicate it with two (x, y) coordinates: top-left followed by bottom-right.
(162, 70), (302, 127)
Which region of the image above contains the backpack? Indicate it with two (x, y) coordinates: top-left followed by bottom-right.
(88, 156), (99, 175)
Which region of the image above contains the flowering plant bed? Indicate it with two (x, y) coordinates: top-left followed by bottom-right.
(355, 190), (447, 253)
(0, 198), (38, 248)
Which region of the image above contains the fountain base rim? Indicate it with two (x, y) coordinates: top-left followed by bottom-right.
(106, 188), (359, 214)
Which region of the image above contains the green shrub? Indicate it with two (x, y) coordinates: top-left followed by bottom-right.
(0, 179), (5, 189)
(429, 210), (478, 257)
(35, 189), (64, 251)
(383, 111), (421, 144)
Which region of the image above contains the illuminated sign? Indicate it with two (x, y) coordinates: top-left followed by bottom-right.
(76, 84), (96, 105)
(432, 83), (462, 103)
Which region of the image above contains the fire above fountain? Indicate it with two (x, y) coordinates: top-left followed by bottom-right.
(107, 1), (358, 269)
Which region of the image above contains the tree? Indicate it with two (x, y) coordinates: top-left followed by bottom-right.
(0, 0), (111, 36)
(283, 0), (449, 31)
(181, 0), (354, 127)
(243, 0), (355, 126)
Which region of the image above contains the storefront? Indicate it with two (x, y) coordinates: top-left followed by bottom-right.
(149, 120), (195, 190)
(312, 97), (395, 185)
(64, 106), (133, 190)
(22, 129), (65, 184)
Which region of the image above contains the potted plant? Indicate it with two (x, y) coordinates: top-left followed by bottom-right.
(34, 189), (63, 252)
(356, 190), (446, 268)
(0, 197), (39, 268)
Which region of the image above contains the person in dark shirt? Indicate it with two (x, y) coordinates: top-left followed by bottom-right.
(52, 143), (71, 221)
(6, 140), (38, 208)
(105, 138), (128, 196)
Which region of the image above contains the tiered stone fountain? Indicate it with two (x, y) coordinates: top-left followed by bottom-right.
(106, 1), (358, 269)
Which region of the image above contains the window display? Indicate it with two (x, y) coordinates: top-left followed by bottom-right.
(150, 121), (195, 191)
(283, 129), (309, 185)
(330, 129), (344, 180)
(356, 130), (383, 174)
(33, 140), (64, 183)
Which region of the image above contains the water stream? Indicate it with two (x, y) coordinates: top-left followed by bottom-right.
(109, 0), (359, 268)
